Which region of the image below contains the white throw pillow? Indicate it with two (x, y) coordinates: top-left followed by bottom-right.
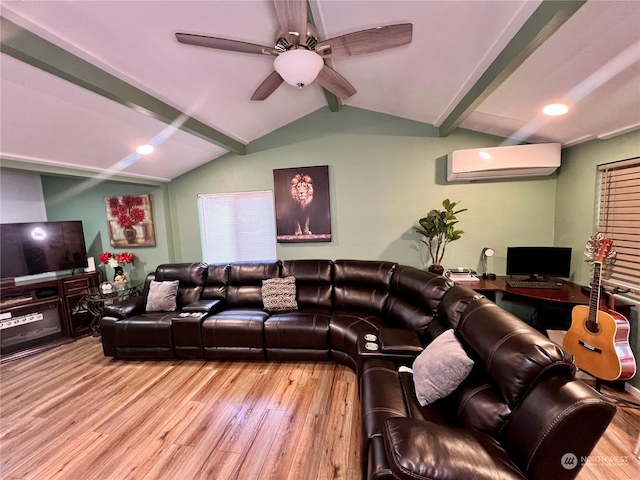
(412, 329), (474, 406)
(145, 280), (179, 312)
(261, 276), (298, 311)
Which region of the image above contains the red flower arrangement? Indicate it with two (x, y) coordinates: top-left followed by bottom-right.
(99, 251), (136, 267)
(108, 195), (146, 228)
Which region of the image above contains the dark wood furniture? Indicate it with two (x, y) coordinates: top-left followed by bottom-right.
(0, 271), (99, 359)
(83, 282), (141, 336)
(463, 276), (587, 303)
(458, 276), (632, 330)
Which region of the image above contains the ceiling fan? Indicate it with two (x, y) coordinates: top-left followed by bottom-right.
(175, 0), (413, 101)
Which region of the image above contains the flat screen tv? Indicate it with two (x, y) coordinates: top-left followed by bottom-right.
(0, 221), (88, 279)
(506, 246), (572, 280)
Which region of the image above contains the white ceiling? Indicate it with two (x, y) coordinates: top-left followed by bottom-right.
(1, 1), (639, 182)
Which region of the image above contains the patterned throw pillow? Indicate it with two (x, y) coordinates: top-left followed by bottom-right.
(146, 280), (179, 312)
(262, 276), (298, 311)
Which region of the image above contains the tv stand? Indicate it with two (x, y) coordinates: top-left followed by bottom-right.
(0, 271), (99, 360)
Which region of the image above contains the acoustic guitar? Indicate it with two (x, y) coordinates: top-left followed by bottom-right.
(563, 236), (636, 381)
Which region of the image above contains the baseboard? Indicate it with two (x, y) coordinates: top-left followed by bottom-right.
(625, 382), (640, 400)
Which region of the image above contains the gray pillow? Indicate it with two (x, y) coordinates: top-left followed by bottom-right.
(146, 280), (179, 312)
(412, 329), (474, 406)
(261, 276), (298, 311)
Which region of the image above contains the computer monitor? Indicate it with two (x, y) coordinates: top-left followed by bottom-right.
(506, 247), (572, 280)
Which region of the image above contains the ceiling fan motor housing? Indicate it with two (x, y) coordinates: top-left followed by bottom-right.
(275, 24), (319, 52)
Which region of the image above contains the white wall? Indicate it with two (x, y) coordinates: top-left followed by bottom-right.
(0, 169), (47, 223)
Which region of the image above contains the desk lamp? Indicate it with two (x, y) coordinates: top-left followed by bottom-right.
(481, 247), (495, 279)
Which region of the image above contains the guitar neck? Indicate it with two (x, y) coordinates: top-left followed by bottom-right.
(588, 262), (603, 327)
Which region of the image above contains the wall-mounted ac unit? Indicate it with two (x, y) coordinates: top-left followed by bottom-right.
(447, 143), (561, 182)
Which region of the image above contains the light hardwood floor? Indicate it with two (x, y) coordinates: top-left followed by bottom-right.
(0, 336), (639, 480)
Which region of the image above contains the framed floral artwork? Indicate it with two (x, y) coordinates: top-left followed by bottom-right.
(104, 194), (156, 247)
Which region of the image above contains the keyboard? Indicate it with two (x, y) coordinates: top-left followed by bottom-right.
(507, 281), (561, 289)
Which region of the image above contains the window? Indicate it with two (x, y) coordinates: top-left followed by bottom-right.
(198, 190), (277, 264)
(598, 157), (640, 294)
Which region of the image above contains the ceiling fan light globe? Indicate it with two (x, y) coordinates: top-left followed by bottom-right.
(274, 49), (323, 88)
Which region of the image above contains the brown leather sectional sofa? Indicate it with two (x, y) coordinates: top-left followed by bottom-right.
(100, 260), (616, 480)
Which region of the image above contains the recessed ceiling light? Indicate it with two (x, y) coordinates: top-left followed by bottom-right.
(136, 144), (154, 155)
(542, 103), (569, 116)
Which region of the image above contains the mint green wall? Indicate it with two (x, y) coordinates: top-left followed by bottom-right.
(169, 107), (558, 273)
(556, 130), (640, 390)
(41, 176), (173, 282)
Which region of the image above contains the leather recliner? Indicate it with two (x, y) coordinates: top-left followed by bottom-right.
(100, 262), (207, 359)
(360, 294), (616, 480)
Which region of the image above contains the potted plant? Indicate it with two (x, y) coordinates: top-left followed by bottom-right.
(415, 199), (467, 275)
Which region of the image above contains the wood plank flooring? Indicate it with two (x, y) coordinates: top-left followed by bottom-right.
(0, 336), (639, 480)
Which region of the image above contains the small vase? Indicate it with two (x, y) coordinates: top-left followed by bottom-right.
(123, 226), (137, 244)
(113, 265), (124, 280)
(428, 264), (445, 276)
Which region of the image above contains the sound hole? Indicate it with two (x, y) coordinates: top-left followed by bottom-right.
(585, 320), (600, 334)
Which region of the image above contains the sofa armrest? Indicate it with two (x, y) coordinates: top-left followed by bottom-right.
(103, 296), (147, 319)
(378, 328), (423, 355)
(383, 417), (526, 480)
(500, 376), (616, 480)
(182, 298), (224, 314)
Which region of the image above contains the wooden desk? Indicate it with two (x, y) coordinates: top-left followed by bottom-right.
(464, 276), (589, 306)
(459, 276), (632, 321)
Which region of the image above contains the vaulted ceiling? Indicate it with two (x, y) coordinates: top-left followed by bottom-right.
(1, 1), (639, 182)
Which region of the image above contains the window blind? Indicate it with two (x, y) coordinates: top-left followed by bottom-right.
(598, 157), (640, 294)
(198, 190), (277, 264)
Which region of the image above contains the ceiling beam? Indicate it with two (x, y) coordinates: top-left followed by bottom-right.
(0, 158), (168, 186)
(438, 0), (587, 137)
(307, 1), (341, 112)
(0, 16), (246, 155)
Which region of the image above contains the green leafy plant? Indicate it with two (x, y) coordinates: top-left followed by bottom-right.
(415, 199), (467, 270)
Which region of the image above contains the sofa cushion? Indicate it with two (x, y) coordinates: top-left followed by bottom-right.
(456, 298), (575, 407)
(385, 265), (453, 339)
(202, 263), (229, 300)
(281, 260), (333, 310)
(154, 262), (207, 307)
(114, 312), (174, 347)
(146, 280), (179, 312)
(261, 276), (298, 311)
(360, 359), (409, 445)
(449, 367), (512, 436)
(264, 312), (330, 350)
(227, 261), (281, 308)
(439, 284), (484, 329)
(384, 418), (526, 480)
(412, 329), (474, 406)
(333, 260), (396, 314)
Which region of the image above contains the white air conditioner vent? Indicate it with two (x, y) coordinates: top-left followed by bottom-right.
(447, 143), (561, 182)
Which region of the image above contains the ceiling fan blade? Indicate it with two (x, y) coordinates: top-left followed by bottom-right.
(176, 33), (278, 55)
(273, 0), (307, 45)
(315, 65), (356, 100)
(315, 23), (413, 57)
(251, 71), (285, 100)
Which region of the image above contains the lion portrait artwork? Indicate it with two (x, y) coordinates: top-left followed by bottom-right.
(290, 173), (314, 235)
(274, 165), (331, 243)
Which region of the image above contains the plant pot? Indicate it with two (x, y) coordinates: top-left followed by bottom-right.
(428, 264), (445, 276)
(123, 227), (137, 244)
